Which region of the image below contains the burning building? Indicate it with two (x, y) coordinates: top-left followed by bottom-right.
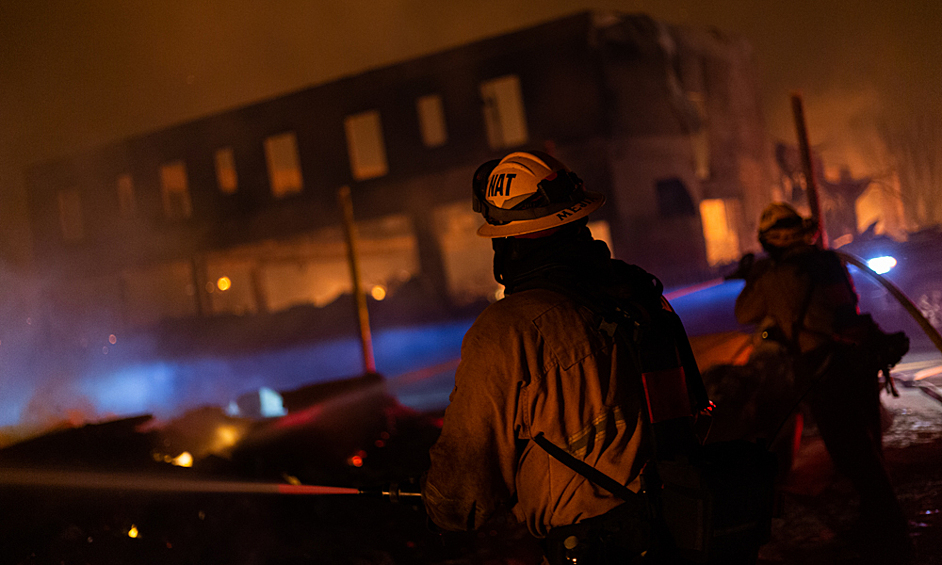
(25, 11), (776, 349)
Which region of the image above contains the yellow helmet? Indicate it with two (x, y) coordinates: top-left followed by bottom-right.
(471, 151), (605, 238)
(758, 202), (817, 248)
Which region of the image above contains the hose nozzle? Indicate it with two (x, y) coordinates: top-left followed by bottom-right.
(359, 481), (423, 504)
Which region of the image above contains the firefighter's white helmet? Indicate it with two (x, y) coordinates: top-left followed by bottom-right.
(472, 151), (605, 238)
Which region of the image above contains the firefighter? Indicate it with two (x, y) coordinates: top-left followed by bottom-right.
(421, 151), (701, 564)
(735, 203), (912, 562)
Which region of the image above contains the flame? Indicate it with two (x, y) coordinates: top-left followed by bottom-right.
(128, 525), (139, 538)
(914, 365), (942, 381)
(213, 425), (241, 450)
(171, 451), (193, 467)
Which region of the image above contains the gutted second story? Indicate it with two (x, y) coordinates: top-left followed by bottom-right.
(25, 12), (769, 278)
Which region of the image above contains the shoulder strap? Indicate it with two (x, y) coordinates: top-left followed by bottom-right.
(530, 277), (710, 413)
(532, 432), (646, 510)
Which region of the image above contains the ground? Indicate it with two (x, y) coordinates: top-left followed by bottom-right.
(754, 355), (942, 565)
(1, 352), (940, 564)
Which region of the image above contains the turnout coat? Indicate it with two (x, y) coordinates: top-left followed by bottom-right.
(423, 287), (650, 538)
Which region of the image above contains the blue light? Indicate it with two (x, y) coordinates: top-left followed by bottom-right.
(867, 256), (897, 275)
(259, 387), (287, 417)
(0, 318), (476, 428)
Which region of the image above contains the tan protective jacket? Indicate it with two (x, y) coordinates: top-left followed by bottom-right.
(735, 246), (860, 353)
(423, 288), (648, 538)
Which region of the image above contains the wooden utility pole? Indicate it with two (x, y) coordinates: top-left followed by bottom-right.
(791, 93), (828, 248)
(337, 185), (376, 375)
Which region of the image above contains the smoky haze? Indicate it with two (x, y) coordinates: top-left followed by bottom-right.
(0, 1), (940, 433)
(2, 0), (940, 263)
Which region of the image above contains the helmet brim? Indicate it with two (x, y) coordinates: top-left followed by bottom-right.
(477, 191), (606, 238)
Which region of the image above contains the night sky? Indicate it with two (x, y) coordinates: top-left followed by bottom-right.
(1, 0), (940, 265)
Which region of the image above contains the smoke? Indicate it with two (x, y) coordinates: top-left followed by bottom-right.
(0, 299), (469, 446)
(4, 0), (940, 444)
(766, 83), (942, 235)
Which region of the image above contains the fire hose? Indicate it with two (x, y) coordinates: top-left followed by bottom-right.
(835, 249), (942, 403)
(835, 250), (942, 354)
(0, 467), (422, 503)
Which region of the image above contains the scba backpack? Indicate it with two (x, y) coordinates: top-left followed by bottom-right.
(532, 268), (777, 564)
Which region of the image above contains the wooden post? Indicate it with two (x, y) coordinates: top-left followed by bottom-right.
(791, 93), (828, 248)
(337, 185), (376, 375)
(190, 256), (210, 316)
(249, 265), (269, 314)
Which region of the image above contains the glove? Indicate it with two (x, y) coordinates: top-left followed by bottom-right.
(725, 253), (755, 280)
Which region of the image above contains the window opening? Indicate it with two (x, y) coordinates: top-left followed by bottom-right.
(215, 147), (238, 194)
(417, 94), (448, 147)
(654, 177), (696, 217)
(480, 75), (529, 149)
(344, 110), (389, 181)
(117, 174), (136, 217)
(160, 160), (193, 219)
(264, 132), (304, 197)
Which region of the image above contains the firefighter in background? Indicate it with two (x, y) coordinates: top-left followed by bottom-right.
(421, 151), (705, 564)
(735, 203), (912, 561)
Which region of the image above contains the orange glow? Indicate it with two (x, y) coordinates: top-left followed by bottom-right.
(699, 199), (741, 266)
(171, 451), (193, 467)
(108, 334), (117, 344)
(831, 234), (854, 248)
(370, 285), (387, 300)
(213, 425), (241, 451)
(217, 276), (231, 291)
(915, 365), (942, 381)
(350, 455), (363, 467)
(128, 525), (139, 538)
